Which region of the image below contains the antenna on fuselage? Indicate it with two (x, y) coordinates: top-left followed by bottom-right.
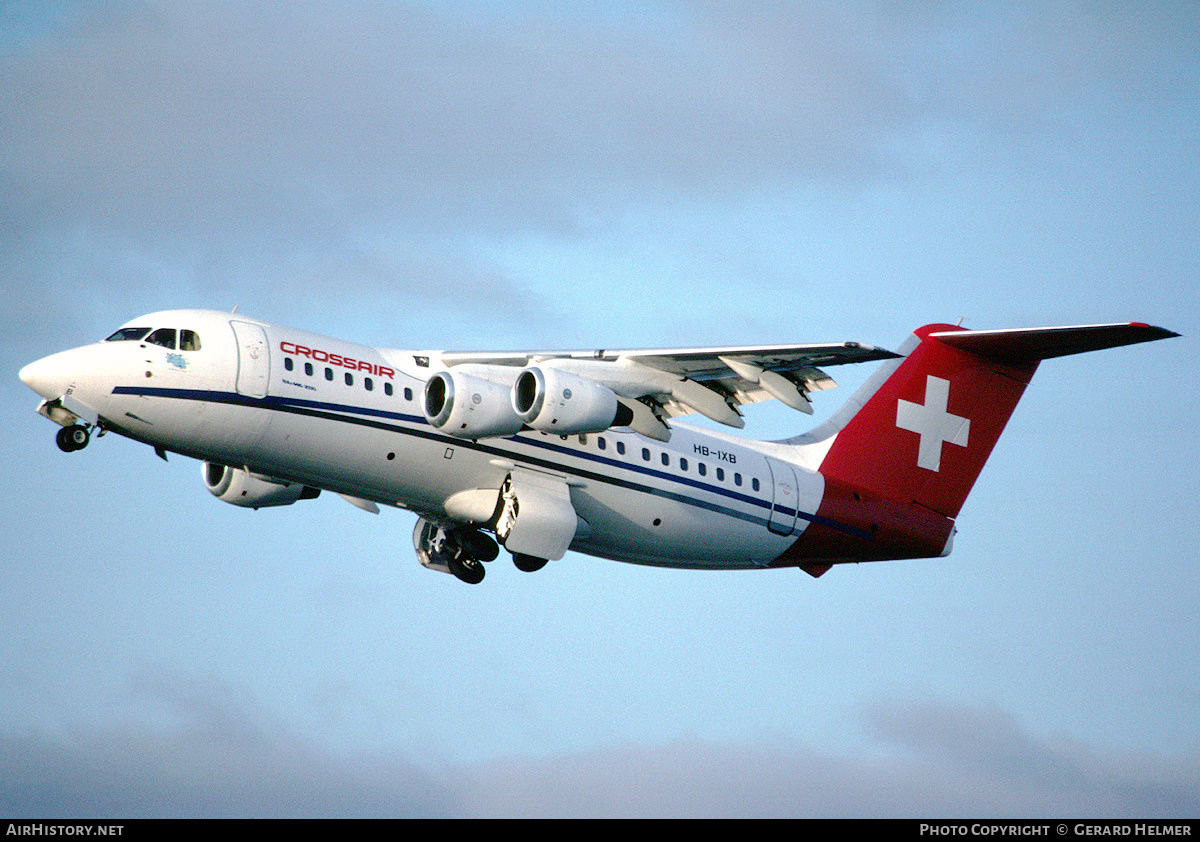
(231, 305), (239, 313)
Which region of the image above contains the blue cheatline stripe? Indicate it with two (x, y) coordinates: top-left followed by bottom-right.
(111, 385), (867, 538)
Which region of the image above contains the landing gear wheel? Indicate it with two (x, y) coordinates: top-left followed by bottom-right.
(462, 530), (500, 562)
(448, 555), (486, 584)
(513, 553), (548, 573)
(56, 425), (89, 452)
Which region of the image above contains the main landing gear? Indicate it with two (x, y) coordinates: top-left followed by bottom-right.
(512, 553), (548, 573)
(414, 518), (501, 584)
(56, 424), (90, 453)
(413, 518), (550, 584)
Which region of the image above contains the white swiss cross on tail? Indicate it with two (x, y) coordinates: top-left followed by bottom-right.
(896, 375), (970, 471)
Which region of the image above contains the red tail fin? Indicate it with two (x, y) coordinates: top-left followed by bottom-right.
(779, 322), (1177, 570)
(818, 323), (1036, 519)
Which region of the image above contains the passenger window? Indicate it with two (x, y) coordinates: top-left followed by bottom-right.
(679, 458), (688, 472)
(616, 441), (626, 455)
(284, 358), (294, 371)
(642, 448), (651, 462)
(179, 330), (202, 351)
(404, 387), (413, 401)
(661, 453), (669, 466)
(717, 468), (725, 481)
(597, 437), (607, 450)
(145, 328), (176, 349)
(752, 478), (760, 492)
(365, 377), (374, 391)
(304, 362), (313, 376)
(344, 372), (354, 386)
(325, 368), (334, 381)
(384, 383), (393, 396)
(734, 473), (742, 487)
(698, 463), (707, 476)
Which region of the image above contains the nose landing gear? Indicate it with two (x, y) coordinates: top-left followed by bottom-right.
(55, 424), (91, 453)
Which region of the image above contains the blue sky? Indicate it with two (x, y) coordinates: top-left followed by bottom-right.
(2, 0), (1198, 818)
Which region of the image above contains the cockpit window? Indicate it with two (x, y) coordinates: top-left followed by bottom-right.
(145, 328), (177, 349)
(104, 325), (201, 351)
(106, 327), (151, 342)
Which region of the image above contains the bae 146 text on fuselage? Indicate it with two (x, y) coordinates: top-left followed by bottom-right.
(19, 309), (1177, 584)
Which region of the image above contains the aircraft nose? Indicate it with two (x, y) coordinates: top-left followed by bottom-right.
(19, 351), (74, 400)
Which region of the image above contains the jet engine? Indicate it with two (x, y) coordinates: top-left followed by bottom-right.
(203, 462), (321, 509)
(511, 366), (632, 434)
(423, 368), (524, 439)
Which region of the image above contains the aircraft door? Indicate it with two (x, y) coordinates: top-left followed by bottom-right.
(766, 457), (799, 536)
(231, 321), (270, 399)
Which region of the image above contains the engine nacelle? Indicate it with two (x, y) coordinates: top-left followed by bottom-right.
(511, 366), (630, 434)
(203, 462), (320, 509)
(423, 368), (524, 438)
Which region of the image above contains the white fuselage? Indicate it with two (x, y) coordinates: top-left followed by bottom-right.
(22, 310), (824, 569)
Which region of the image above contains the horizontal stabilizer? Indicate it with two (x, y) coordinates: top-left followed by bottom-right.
(930, 323), (1179, 364)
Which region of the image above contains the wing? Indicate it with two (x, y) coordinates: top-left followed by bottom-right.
(437, 341), (899, 440)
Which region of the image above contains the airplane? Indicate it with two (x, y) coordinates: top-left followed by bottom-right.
(18, 310), (1177, 584)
